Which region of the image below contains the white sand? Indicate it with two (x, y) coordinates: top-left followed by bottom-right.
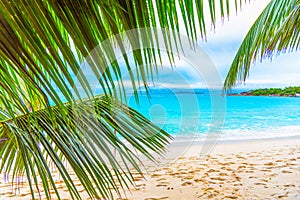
(0, 137), (299, 199)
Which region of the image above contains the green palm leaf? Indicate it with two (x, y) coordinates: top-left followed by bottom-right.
(0, 0), (244, 199)
(224, 0), (300, 89)
(0, 96), (171, 199)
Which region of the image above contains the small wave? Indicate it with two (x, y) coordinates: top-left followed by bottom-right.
(167, 125), (300, 143)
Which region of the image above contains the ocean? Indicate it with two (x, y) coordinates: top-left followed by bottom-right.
(128, 88), (300, 142)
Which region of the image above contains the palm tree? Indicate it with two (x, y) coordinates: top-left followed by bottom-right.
(0, 0), (234, 199)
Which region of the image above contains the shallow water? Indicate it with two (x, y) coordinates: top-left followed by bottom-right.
(128, 89), (300, 141)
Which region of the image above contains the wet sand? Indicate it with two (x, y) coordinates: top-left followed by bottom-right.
(0, 137), (299, 199)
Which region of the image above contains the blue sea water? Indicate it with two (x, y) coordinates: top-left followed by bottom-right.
(128, 88), (300, 141)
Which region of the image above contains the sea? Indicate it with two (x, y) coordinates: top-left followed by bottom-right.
(128, 88), (300, 142)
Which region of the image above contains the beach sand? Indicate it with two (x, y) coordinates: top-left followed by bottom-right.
(0, 137), (299, 199)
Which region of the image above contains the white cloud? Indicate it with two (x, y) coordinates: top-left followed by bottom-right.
(204, 1), (271, 43)
(108, 1), (300, 89)
(242, 52), (300, 88)
(196, 1), (300, 89)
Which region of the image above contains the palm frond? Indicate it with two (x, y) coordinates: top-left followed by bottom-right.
(0, 0), (246, 199)
(224, 0), (300, 90)
(0, 0), (241, 103)
(0, 96), (171, 199)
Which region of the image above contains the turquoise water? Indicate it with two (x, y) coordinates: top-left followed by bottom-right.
(128, 89), (300, 141)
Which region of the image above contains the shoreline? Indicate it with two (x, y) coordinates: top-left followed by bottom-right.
(153, 134), (300, 160)
(227, 94), (300, 97)
(168, 133), (300, 145)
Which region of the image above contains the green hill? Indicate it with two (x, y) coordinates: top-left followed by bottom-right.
(229, 86), (300, 97)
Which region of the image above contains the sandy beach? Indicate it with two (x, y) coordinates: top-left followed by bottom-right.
(0, 137), (299, 200)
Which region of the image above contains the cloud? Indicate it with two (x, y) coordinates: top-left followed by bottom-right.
(96, 1), (299, 90)
(196, 1), (300, 89)
(241, 52), (300, 88)
(202, 1), (270, 43)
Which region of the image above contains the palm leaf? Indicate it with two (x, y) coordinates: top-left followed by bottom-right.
(0, 0), (245, 199)
(224, 0), (300, 89)
(0, 96), (171, 199)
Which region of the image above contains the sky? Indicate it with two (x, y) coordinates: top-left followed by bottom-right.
(81, 1), (300, 93)
(199, 0), (300, 89)
(143, 0), (300, 90)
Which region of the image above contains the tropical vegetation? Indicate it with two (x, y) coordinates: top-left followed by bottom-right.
(0, 0), (299, 199)
(230, 86), (300, 96)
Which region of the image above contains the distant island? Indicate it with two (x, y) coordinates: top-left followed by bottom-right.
(228, 86), (300, 97)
